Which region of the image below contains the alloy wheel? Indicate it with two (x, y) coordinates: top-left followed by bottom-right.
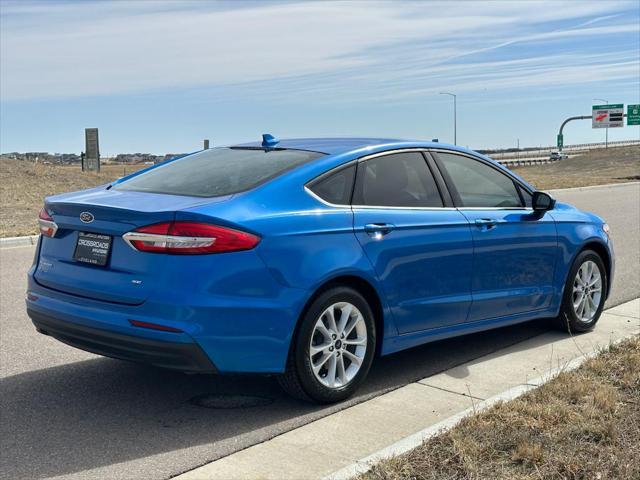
(309, 302), (367, 389)
(572, 260), (602, 323)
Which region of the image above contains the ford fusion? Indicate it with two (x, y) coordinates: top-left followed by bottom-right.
(27, 136), (614, 403)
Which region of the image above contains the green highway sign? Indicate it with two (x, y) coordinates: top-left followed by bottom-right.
(592, 104), (623, 109)
(628, 104), (640, 126)
(557, 133), (563, 149)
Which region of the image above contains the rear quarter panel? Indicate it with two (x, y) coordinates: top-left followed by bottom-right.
(182, 165), (399, 343)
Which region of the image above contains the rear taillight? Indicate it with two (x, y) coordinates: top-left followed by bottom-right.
(122, 221), (260, 254)
(38, 208), (58, 237)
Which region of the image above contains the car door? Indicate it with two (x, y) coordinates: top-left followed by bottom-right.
(433, 151), (558, 322)
(351, 150), (474, 333)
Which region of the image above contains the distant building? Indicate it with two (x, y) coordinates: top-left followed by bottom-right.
(1, 151), (183, 165)
(113, 152), (185, 164)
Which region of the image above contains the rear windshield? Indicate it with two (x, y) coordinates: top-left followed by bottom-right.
(114, 147), (324, 197)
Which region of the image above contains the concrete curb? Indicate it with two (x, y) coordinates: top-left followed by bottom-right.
(0, 235), (39, 248)
(325, 330), (639, 480)
(173, 300), (639, 480)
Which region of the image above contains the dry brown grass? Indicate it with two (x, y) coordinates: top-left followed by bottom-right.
(363, 336), (640, 480)
(512, 145), (640, 190)
(0, 160), (145, 237)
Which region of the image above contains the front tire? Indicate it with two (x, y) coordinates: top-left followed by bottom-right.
(556, 250), (607, 333)
(278, 287), (376, 403)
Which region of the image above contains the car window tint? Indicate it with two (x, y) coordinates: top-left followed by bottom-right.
(437, 153), (522, 208)
(519, 185), (533, 207)
(353, 152), (443, 207)
(114, 148), (324, 197)
(308, 165), (355, 205)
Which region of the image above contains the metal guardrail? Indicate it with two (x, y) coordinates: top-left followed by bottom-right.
(498, 157), (558, 167)
(558, 139), (639, 151)
(489, 139), (639, 160)
(491, 139), (639, 167)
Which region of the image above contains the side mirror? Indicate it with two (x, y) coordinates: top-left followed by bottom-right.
(532, 191), (555, 211)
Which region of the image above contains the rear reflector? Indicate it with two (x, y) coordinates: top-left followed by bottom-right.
(129, 320), (183, 333)
(122, 221), (260, 254)
(38, 208), (58, 238)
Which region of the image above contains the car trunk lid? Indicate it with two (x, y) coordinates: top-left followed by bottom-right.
(34, 187), (230, 305)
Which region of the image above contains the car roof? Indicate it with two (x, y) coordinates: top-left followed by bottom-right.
(231, 137), (536, 192)
(232, 137), (422, 155)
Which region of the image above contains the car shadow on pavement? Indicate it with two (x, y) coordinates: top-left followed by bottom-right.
(0, 320), (550, 480)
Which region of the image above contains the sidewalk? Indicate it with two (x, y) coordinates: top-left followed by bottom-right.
(174, 299), (639, 480)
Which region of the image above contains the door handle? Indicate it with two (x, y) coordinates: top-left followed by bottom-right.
(474, 218), (497, 229)
(364, 223), (395, 237)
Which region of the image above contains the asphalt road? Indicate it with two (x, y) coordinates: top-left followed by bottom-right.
(1, 183), (638, 480)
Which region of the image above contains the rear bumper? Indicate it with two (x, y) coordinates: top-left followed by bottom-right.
(28, 309), (217, 373)
(26, 269), (308, 373)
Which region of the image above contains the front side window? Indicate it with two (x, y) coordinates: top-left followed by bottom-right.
(436, 153), (522, 208)
(352, 152), (443, 207)
(114, 148), (324, 197)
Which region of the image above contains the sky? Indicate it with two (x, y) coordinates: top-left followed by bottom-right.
(1, 0), (639, 155)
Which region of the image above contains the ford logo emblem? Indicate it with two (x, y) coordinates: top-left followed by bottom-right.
(80, 212), (94, 224)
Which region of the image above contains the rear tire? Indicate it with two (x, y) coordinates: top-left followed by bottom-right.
(555, 250), (607, 333)
(278, 287), (376, 403)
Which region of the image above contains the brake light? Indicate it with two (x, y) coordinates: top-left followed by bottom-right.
(122, 221), (260, 254)
(38, 208), (58, 237)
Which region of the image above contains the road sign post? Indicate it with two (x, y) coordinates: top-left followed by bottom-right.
(628, 104), (640, 126)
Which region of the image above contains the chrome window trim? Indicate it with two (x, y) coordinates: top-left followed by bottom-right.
(303, 185), (352, 209)
(304, 185), (458, 211)
(303, 146), (536, 211)
(356, 148), (430, 162)
(352, 205), (458, 211)
(306, 184), (532, 212)
(457, 207), (534, 211)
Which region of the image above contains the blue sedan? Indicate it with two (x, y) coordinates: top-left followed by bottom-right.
(27, 136), (613, 403)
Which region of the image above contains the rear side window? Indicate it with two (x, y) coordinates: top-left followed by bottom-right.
(114, 148), (324, 197)
(436, 152), (523, 208)
(352, 152), (443, 207)
(307, 165), (355, 205)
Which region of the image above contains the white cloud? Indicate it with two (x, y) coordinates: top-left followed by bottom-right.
(1, 0), (638, 101)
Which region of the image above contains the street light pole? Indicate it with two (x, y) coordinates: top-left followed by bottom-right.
(440, 92), (457, 145)
(594, 98), (608, 149)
